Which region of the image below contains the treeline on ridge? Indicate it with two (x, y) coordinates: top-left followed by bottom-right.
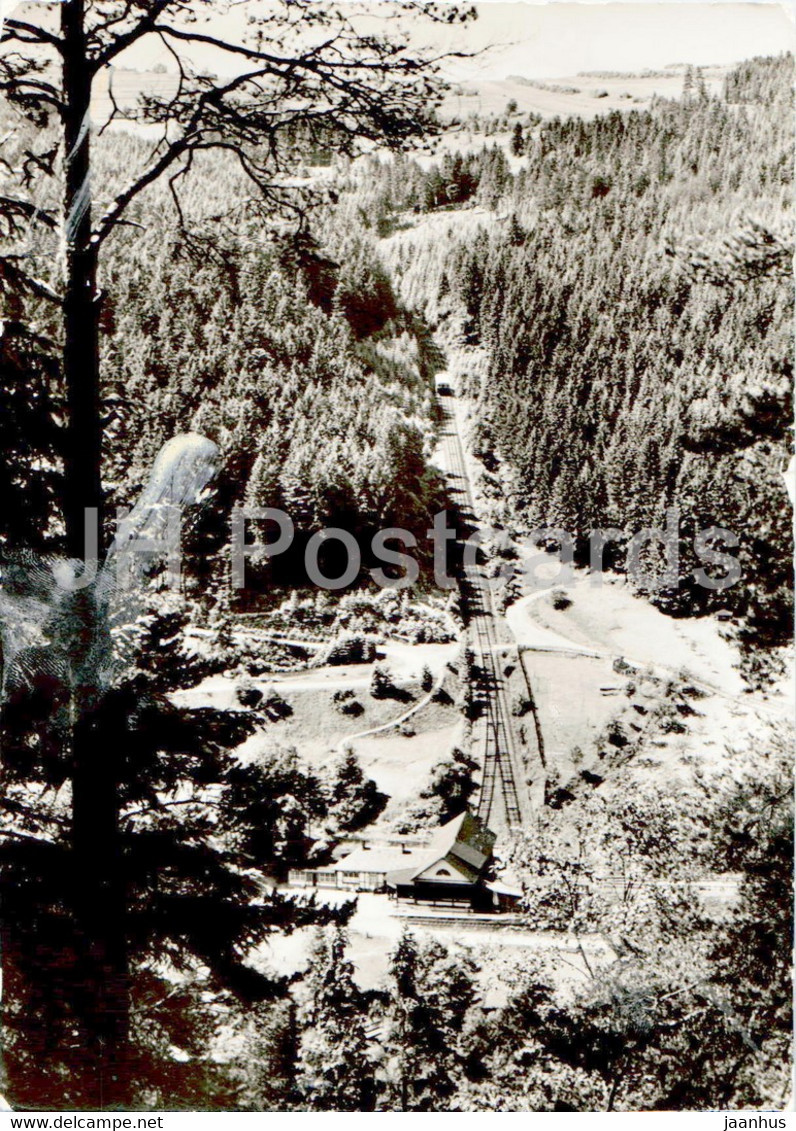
(368, 55), (793, 668)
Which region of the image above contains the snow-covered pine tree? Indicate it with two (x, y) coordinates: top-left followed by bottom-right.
(327, 748), (386, 833)
(381, 930), (478, 1111)
(296, 928), (375, 1111)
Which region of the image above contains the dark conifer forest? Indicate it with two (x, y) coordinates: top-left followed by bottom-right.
(5, 56), (791, 643)
(372, 56), (794, 662)
(0, 1), (791, 1110)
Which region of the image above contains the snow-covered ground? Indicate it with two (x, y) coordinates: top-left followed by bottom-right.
(507, 571), (749, 699)
(436, 69), (727, 126)
(256, 889), (611, 999)
(172, 640), (457, 710)
(505, 570), (793, 796)
(171, 635), (461, 810)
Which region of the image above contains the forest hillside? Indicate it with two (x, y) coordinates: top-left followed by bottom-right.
(354, 54), (794, 677)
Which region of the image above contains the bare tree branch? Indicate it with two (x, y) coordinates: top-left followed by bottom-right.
(0, 256), (62, 304)
(90, 0), (174, 71)
(0, 195), (58, 234)
(2, 17), (64, 53)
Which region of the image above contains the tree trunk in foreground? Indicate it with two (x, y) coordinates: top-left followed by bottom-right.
(61, 0), (130, 1106)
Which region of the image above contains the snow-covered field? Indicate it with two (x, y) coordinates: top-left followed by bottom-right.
(508, 572), (747, 698)
(437, 68), (726, 125)
(504, 571), (793, 802)
(256, 890), (609, 999)
(171, 637), (461, 808)
(172, 640), (456, 714)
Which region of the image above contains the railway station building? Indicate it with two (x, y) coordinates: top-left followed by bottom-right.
(289, 810), (519, 911)
(384, 810), (496, 908)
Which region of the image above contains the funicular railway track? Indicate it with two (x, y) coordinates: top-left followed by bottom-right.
(439, 398), (525, 831)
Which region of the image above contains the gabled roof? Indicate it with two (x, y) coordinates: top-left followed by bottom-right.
(386, 810), (495, 887)
(384, 860), (433, 887)
(415, 854), (480, 884)
(443, 811), (496, 872)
